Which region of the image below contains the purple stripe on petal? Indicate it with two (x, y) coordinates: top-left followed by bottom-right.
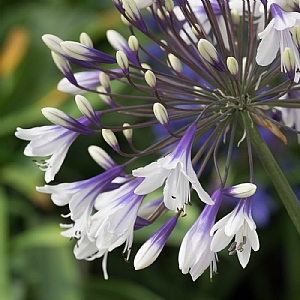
(134, 216), (151, 230)
(171, 124), (196, 160)
(270, 3), (284, 21)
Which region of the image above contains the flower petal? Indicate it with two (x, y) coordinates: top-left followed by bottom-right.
(210, 227), (232, 252)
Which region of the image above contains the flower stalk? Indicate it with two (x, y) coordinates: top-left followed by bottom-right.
(246, 113), (300, 235)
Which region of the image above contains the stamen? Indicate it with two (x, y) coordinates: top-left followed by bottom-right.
(237, 242), (244, 252)
(229, 249), (237, 255)
(228, 241), (237, 252)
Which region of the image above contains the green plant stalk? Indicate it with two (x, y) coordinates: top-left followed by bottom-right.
(245, 114), (300, 235)
(0, 188), (10, 300)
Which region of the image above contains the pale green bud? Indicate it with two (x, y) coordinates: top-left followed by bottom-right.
(144, 70), (157, 88)
(165, 0), (174, 12)
(123, 123), (133, 140)
(128, 35), (139, 52)
(292, 25), (300, 49)
(88, 146), (115, 170)
(283, 47), (295, 80)
(75, 95), (96, 121)
(116, 50), (129, 70)
(227, 56), (239, 76)
(153, 102), (169, 125)
(231, 9), (240, 25)
(168, 53), (183, 73)
(79, 32), (93, 47)
(198, 39), (225, 71)
(99, 72), (110, 91)
(102, 129), (120, 151)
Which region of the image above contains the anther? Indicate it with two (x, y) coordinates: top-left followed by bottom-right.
(237, 242), (244, 252)
(228, 241), (237, 252)
(242, 236), (247, 245)
(229, 249), (237, 255)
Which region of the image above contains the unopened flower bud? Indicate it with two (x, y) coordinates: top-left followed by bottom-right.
(223, 183), (257, 198)
(141, 63), (151, 72)
(42, 107), (92, 134)
(292, 26), (300, 51)
(165, 0), (174, 12)
(121, 14), (131, 27)
(128, 35), (139, 52)
(80, 32), (93, 47)
(116, 50), (129, 73)
(168, 53), (183, 73)
(42, 107), (69, 127)
(51, 51), (76, 84)
(122, 0), (147, 32)
(123, 123), (133, 140)
(134, 215), (178, 270)
(122, 0), (140, 20)
(153, 103), (168, 125)
(99, 72), (111, 91)
(42, 34), (64, 55)
(75, 95), (99, 125)
(227, 56), (239, 77)
(145, 70), (157, 88)
(134, 0), (155, 9)
(283, 47), (295, 81)
(60, 41), (115, 63)
(231, 9), (240, 25)
(88, 145), (116, 170)
(198, 39), (225, 71)
(157, 7), (168, 20)
(102, 129), (120, 151)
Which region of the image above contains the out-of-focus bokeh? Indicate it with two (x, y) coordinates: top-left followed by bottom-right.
(1, 1), (300, 299)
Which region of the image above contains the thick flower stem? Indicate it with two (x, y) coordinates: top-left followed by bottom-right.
(245, 113), (300, 235)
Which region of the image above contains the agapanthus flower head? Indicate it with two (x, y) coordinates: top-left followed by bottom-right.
(16, 0), (300, 282)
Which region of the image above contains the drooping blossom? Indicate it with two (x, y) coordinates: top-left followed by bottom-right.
(210, 197), (260, 268)
(256, 3), (300, 81)
(134, 215), (178, 270)
(15, 114), (93, 183)
(37, 166), (123, 238)
(133, 124), (213, 212)
(178, 189), (221, 281)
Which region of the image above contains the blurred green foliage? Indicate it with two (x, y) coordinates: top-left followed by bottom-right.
(1, 1), (300, 300)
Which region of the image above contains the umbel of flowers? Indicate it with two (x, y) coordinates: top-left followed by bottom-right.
(16, 0), (300, 281)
